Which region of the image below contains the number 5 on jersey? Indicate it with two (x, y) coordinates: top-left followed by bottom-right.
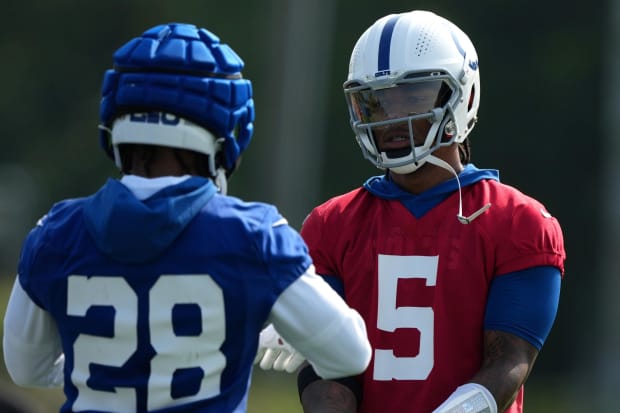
(374, 255), (438, 381)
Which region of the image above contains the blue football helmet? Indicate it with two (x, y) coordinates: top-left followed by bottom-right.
(99, 23), (255, 178)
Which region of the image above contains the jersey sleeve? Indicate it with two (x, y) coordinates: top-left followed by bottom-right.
(253, 205), (314, 293)
(300, 207), (338, 277)
(17, 200), (79, 311)
(494, 201), (566, 276)
(484, 266), (562, 349)
(17, 216), (50, 310)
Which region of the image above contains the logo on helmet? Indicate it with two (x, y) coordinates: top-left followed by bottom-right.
(129, 112), (181, 126)
(374, 69), (392, 78)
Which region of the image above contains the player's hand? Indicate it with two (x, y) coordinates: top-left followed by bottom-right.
(254, 324), (305, 373)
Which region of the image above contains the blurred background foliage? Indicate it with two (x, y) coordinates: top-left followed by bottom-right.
(0, 0), (611, 411)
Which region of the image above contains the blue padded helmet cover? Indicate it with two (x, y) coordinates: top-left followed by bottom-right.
(99, 23), (255, 173)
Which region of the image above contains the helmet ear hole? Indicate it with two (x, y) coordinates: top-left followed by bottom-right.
(443, 120), (456, 140)
(468, 85), (476, 111)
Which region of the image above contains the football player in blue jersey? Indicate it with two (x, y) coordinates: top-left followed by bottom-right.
(2, 22), (371, 413)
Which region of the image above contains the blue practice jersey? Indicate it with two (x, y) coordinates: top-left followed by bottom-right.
(17, 176), (312, 413)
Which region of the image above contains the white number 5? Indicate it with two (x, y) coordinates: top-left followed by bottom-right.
(373, 254), (438, 381)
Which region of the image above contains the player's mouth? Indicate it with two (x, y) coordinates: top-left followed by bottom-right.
(374, 128), (414, 151)
(381, 135), (410, 150)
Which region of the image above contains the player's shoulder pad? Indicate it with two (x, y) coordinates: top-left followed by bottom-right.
(18, 197), (86, 282)
(210, 194), (286, 231)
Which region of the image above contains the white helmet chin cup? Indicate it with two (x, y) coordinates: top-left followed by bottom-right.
(344, 10), (480, 172)
(111, 113), (222, 176)
(390, 162), (422, 175)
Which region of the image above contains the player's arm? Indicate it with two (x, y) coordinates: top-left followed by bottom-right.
(266, 265), (371, 380)
(300, 378), (357, 413)
(3, 276), (64, 388)
(294, 273), (360, 413)
(255, 269), (361, 411)
(474, 330), (538, 410)
(433, 265), (561, 413)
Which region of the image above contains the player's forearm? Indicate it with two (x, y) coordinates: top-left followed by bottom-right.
(4, 336), (64, 388)
(269, 267), (371, 379)
(471, 330), (539, 411)
(301, 380), (357, 413)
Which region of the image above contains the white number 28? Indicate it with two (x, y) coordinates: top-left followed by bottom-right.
(373, 254), (438, 381)
(67, 274), (225, 412)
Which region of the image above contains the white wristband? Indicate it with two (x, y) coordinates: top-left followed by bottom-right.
(432, 383), (497, 413)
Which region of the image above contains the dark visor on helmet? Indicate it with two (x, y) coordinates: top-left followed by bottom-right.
(347, 80), (451, 124)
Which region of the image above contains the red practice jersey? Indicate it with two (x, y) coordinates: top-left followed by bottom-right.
(301, 171), (565, 413)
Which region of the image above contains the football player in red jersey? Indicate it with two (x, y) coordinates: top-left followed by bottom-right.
(255, 9), (566, 413)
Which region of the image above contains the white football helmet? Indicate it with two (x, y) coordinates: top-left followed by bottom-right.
(344, 10), (480, 174)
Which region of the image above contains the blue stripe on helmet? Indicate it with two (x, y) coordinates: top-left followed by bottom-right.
(376, 15), (401, 77)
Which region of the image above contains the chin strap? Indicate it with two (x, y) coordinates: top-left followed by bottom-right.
(426, 155), (491, 224)
(214, 168), (228, 195)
